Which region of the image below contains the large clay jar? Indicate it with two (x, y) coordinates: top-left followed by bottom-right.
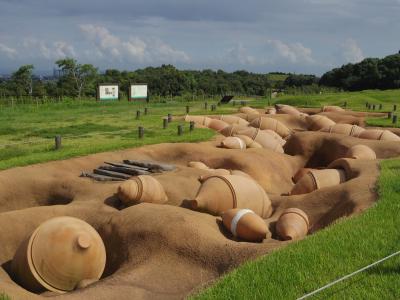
(275, 104), (303, 116)
(276, 208), (309, 240)
(221, 136), (247, 149)
(237, 128), (284, 153)
(184, 115), (211, 126)
(188, 161), (209, 170)
(234, 134), (263, 148)
(219, 124), (249, 137)
(118, 175), (168, 206)
(322, 105), (345, 112)
(239, 106), (260, 115)
(249, 117), (291, 138)
(191, 175), (272, 218)
(320, 124), (365, 137)
(217, 115), (249, 126)
(207, 119), (229, 131)
(263, 129), (286, 146)
(345, 145), (376, 160)
(358, 129), (400, 141)
(12, 216), (106, 293)
(290, 169), (346, 195)
(306, 115), (336, 131)
(292, 168), (314, 184)
(222, 209), (267, 242)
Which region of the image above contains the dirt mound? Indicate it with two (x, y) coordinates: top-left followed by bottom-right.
(0, 109), (399, 299)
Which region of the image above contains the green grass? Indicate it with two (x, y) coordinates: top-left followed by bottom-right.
(194, 159), (400, 300)
(0, 292), (10, 300)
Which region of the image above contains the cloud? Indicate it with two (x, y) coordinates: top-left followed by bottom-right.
(79, 24), (189, 64)
(22, 38), (76, 59)
(0, 43), (17, 58)
(341, 38), (364, 63)
(226, 44), (256, 65)
(267, 39), (314, 64)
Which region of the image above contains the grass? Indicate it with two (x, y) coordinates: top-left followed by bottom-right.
(0, 292), (10, 300)
(194, 158), (400, 299)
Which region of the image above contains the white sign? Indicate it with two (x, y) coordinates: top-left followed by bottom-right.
(98, 85), (118, 100)
(130, 84), (148, 99)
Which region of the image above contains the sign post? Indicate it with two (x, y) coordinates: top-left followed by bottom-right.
(97, 84), (119, 101)
(129, 84), (148, 102)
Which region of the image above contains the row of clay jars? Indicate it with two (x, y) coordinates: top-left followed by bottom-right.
(321, 124), (400, 141)
(320, 124), (365, 137)
(191, 174), (272, 218)
(118, 175), (168, 206)
(249, 116), (292, 138)
(12, 216), (106, 293)
(306, 115), (336, 131)
(290, 168), (346, 195)
(236, 127), (284, 153)
(239, 106), (260, 115)
(345, 144), (377, 160)
(321, 105), (345, 112)
(275, 104), (306, 117)
(276, 208), (309, 240)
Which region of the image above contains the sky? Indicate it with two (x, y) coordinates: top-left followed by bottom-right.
(0, 0), (399, 75)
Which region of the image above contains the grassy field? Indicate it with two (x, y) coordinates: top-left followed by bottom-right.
(195, 158), (400, 300)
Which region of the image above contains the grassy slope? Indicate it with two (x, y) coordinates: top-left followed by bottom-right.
(195, 159), (400, 300)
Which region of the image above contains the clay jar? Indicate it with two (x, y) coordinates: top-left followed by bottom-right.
(237, 128), (284, 153)
(306, 115), (336, 131)
(12, 216), (106, 293)
(191, 175), (272, 218)
(290, 169), (346, 195)
(219, 124), (250, 137)
(207, 119), (230, 132)
(234, 134), (262, 148)
(118, 175), (168, 206)
(239, 106), (260, 115)
(292, 168), (314, 184)
(345, 145), (377, 160)
(276, 208), (309, 240)
(221, 136), (247, 149)
(321, 105), (345, 112)
(188, 161), (210, 170)
(249, 117), (291, 138)
(184, 115), (211, 126)
(358, 129), (400, 141)
(320, 124), (365, 137)
(222, 209), (267, 242)
(275, 104), (303, 116)
(216, 115), (249, 126)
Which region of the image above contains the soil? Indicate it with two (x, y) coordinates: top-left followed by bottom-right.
(0, 108), (399, 299)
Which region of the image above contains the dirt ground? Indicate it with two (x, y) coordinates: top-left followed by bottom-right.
(0, 109), (399, 299)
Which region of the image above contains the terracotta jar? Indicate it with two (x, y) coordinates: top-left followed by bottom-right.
(321, 105), (345, 112)
(239, 106), (260, 115)
(188, 161), (210, 170)
(265, 107), (277, 114)
(12, 216), (106, 293)
(249, 117), (291, 138)
(263, 129), (286, 146)
(217, 115), (249, 126)
(320, 124), (365, 137)
(184, 115), (211, 126)
(237, 128), (284, 153)
(292, 168), (314, 184)
(191, 175), (272, 218)
(358, 129), (400, 141)
(222, 209), (267, 242)
(219, 124), (249, 137)
(345, 145), (377, 160)
(118, 176), (168, 206)
(290, 169), (346, 195)
(276, 208), (309, 240)
(207, 119), (230, 131)
(306, 115), (336, 131)
(221, 136), (247, 149)
(275, 104), (303, 116)
(234, 134), (263, 148)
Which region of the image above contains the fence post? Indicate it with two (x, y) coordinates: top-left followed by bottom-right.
(388, 112), (392, 119)
(394, 104), (397, 111)
(144, 107), (148, 115)
(138, 126), (144, 139)
(186, 105), (190, 114)
(204, 102), (208, 110)
(189, 121), (195, 131)
(392, 115), (398, 125)
(163, 118), (168, 129)
(55, 135), (62, 150)
(177, 125), (183, 136)
(167, 113), (172, 123)
(136, 110), (141, 119)
(211, 104), (216, 111)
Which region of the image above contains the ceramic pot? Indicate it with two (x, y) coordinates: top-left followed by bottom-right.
(345, 145), (376, 160)
(276, 208), (309, 240)
(306, 115), (336, 131)
(290, 169), (346, 195)
(221, 136), (247, 149)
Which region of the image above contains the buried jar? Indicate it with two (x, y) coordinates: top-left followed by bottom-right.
(276, 208), (309, 240)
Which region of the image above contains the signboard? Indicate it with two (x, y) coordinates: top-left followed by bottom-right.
(129, 84), (148, 101)
(97, 84), (119, 100)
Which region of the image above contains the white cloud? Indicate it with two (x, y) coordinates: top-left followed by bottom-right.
(226, 44), (256, 65)
(22, 38), (75, 59)
(0, 43), (17, 58)
(341, 38), (364, 63)
(79, 24), (189, 64)
(267, 39), (314, 64)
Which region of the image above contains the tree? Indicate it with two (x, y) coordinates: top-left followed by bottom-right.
(11, 65), (34, 97)
(56, 58), (98, 98)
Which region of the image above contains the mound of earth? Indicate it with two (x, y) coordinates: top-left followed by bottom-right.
(0, 107), (399, 300)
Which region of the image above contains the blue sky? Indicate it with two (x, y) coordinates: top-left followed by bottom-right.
(0, 0), (399, 75)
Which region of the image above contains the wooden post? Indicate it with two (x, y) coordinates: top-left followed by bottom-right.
(189, 121), (195, 131)
(136, 110), (141, 119)
(55, 135), (62, 150)
(163, 118), (168, 129)
(211, 104), (216, 111)
(186, 105), (190, 114)
(372, 104), (376, 110)
(388, 112), (392, 119)
(138, 126), (144, 138)
(177, 125), (183, 136)
(392, 115), (397, 125)
(144, 107), (148, 115)
(167, 113), (172, 123)
(204, 102), (208, 110)
(365, 102), (369, 108)
(394, 104), (397, 111)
